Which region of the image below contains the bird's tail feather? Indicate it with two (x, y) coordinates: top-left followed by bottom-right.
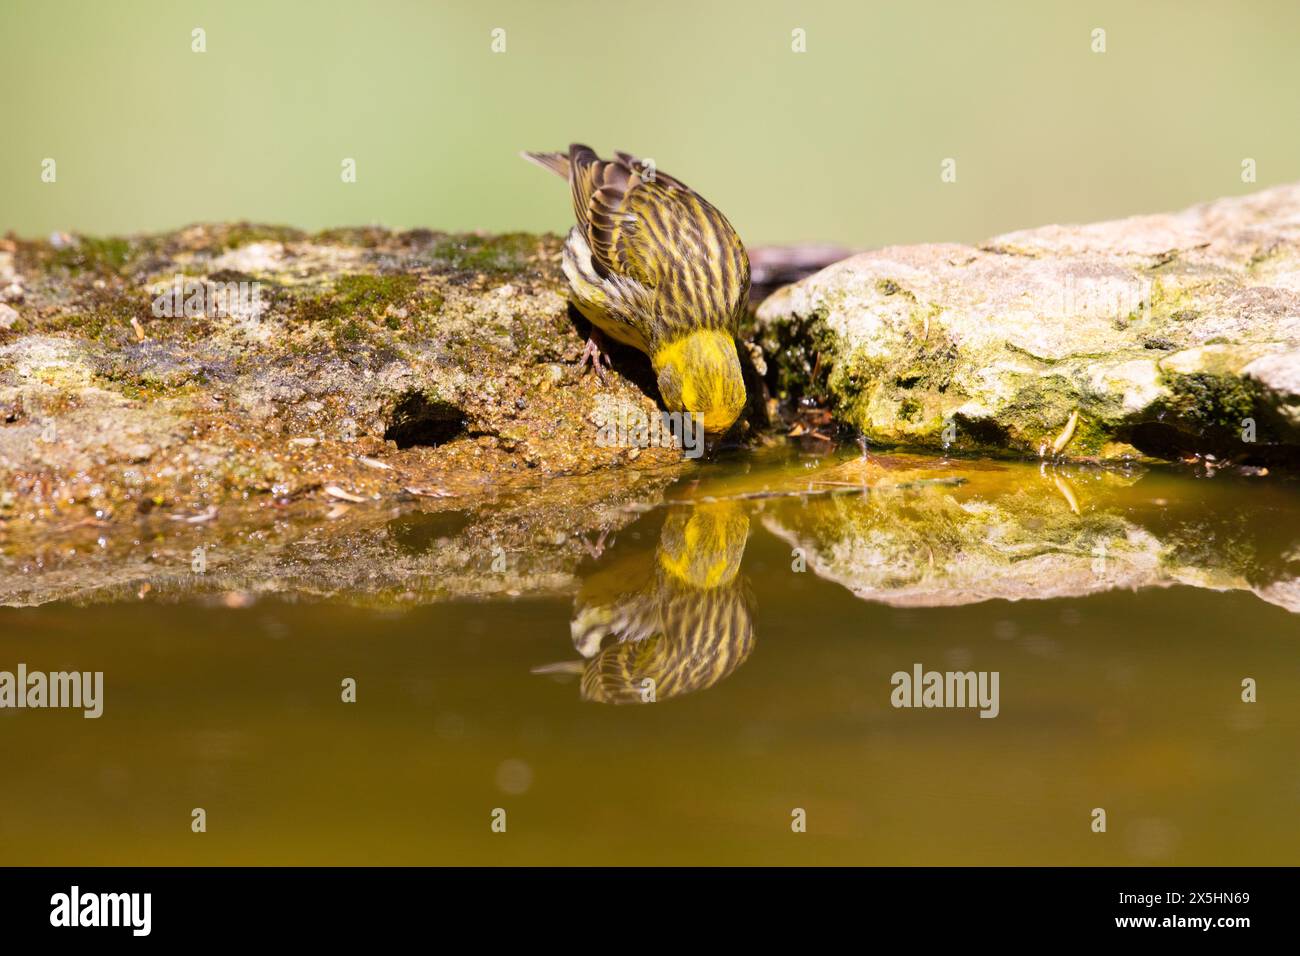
(530, 660), (585, 676)
(520, 150), (570, 179)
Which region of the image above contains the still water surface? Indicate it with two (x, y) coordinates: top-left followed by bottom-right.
(2, 450), (1298, 864)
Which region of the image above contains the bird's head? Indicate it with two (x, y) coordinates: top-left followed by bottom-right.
(653, 330), (747, 435)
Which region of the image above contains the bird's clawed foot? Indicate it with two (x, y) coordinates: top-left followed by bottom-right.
(578, 529), (612, 560)
(577, 330), (614, 382)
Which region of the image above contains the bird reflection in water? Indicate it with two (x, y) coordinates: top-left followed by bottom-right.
(535, 501), (755, 704)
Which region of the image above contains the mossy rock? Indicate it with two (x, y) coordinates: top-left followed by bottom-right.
(0, 223), (690, 537)
(756, 184), (1300, 467)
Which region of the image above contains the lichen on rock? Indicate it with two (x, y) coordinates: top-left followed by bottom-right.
(0, 223), (686, 537)
(755, 184), (1300, 465)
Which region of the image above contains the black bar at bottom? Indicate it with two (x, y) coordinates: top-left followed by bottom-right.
(0, 867), (1277, 940)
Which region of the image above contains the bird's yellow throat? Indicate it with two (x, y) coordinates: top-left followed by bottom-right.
(652, 329), (746, 434)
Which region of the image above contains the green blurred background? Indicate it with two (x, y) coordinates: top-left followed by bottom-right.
(3, 0), (1298, 246)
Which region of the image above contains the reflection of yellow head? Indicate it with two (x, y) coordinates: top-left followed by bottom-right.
(653, 330), (747, 435)
(657, 501), (749, 589)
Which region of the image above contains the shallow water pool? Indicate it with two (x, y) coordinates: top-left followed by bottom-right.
(2, 449), (1297, 864)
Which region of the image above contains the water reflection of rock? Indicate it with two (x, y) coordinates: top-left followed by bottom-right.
(0, 466), (679, 608)
(537, 501), (755, 704)
(761, 455), (1300, 614)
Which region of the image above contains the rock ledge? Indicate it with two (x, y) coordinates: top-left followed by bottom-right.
(756, 184), (1300, 465)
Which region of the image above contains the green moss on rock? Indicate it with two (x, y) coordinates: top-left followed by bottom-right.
(50, 236), (133, 276)
(1162, 371), (1260, 431)
(755, 184), (1300, 465)
(218, 223), (306, 250)
(292, 273), (420, 327)
(429, 233), (547, 275)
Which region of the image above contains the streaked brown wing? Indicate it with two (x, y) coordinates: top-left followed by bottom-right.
(622, 182), (748, 333)
(567, 145), (749, 334)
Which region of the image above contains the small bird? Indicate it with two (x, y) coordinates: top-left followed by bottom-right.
(522, 143), (749, 434)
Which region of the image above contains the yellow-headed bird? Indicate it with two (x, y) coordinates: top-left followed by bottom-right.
(522, 144), (749, 434)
